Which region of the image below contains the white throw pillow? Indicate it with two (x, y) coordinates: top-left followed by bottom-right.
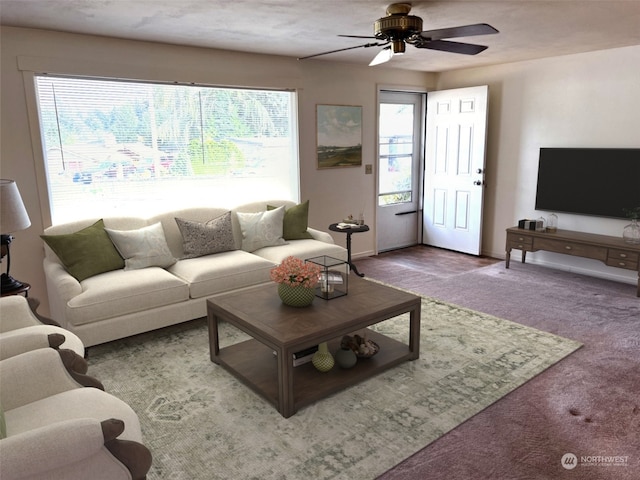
(237, 206), (287, 252)
(106, 222), (176, 270)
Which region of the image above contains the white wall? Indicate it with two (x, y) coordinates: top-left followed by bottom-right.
(437, 45), (640, 285)
(0, 27), (435, 313)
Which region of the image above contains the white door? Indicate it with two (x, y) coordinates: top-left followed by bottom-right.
(377, 91), (425, 252)
(423, 85), (488, 255)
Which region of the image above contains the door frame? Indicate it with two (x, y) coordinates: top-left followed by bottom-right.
(375, 85), (428, 255)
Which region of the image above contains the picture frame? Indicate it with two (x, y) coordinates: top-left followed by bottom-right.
(316, 104), (362, 169)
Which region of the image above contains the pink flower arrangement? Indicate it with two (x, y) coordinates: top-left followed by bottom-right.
(270, 256), (321, 288)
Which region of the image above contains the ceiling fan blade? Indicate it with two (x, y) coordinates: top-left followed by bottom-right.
(298, 42), (387, 60)
(338, 34), (377, 39)
(419, 23), (498, 41)
(415, 39), (488, 55)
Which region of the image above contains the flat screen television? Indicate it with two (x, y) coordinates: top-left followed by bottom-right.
(535, 148), (640, 220)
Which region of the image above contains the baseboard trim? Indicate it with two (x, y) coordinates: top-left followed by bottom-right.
(352, 250), (375, 259)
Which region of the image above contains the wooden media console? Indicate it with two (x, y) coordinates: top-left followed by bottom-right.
(505, 227), (640, 297)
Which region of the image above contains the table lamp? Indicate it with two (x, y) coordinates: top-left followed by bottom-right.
(0, 179), (31, 293)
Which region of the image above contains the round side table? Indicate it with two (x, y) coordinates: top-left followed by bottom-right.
(329, 224), (369, 277)
(1, 282), (30, 297)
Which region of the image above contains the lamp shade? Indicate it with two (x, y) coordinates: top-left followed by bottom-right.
(0, 179), (31, 233)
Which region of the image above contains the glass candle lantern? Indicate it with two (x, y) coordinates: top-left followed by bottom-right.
(547, 213), (558, 232)
(306, 255), (348, 300)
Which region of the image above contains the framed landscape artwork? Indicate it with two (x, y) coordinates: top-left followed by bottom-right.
(316, 104), (362, 169)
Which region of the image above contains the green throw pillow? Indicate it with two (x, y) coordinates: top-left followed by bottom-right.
(268, 200), (313, 240)
(41, 219), (124, 282)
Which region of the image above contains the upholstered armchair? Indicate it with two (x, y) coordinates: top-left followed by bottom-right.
(0, 348), (152, 480)
(0, 296), (85, 361)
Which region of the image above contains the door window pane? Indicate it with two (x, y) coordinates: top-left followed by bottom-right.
(378, 103), (415, 206)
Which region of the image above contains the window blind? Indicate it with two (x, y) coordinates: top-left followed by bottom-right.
(35, 76), (298, 224)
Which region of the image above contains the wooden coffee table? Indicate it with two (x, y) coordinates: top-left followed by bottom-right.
(207, 276), (421, 418)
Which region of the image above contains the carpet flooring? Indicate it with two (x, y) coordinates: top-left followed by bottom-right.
(355, 250), (640, 480)
(88, 287), (581, 480)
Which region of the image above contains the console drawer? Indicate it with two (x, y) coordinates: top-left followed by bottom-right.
(606, 258), (638, 270)
(608, 249), (639, 263)
(507, 241), (533, 251)
(606, 249), (639, 270)
(506, 232), (533, 249)
(533, 238), (607, 261)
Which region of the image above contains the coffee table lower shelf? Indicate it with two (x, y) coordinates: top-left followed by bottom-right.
(215, 328), (414, 414)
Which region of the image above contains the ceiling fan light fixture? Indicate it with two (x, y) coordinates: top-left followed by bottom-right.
(369, 46), (393, 66)
(374, 4), (423, 42)
(392, 40), (405, 54)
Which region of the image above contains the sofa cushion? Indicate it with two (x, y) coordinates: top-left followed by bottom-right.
(65, 268), (189, 326)
(252, 239), (349, 265)
(175, 211), (236, 259)
(41, 220), (124, 282)
(268, 200), (313, 240)
(168, 250), (276, 299)
(237, 206), (286, 252)
(105, 222), (176, 270)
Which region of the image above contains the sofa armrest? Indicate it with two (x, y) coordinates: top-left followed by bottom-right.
(103, 419), (153, 480)
(0, 296), (42, 332)
(0, 348), (99, 410)
(27, 297), (62, 326)
(58, 348), (101, 388)
(0, 418), (108, 479)
(0, 323), (86, 363)
(0, 418), (150, 480)
(0, 330), (58, 361)
(43, 258), (82, 328)
(307, 227), (335, 244)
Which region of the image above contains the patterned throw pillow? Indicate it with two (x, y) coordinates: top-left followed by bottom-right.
(175, 211), (237, 259)
(237, 206), (287, 252)
(41, 219), (124, 282)
(105, 222), (176, 270)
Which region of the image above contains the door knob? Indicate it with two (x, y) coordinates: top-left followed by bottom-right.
(474, 180), (483, 186)
(476, 168), (484, 174)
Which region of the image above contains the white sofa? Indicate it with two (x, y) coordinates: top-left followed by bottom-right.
(42, 200), (347, 347)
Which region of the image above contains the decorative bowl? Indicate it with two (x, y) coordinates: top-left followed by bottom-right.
(341, 334), (380, 359)
(356, 340), (379, 358)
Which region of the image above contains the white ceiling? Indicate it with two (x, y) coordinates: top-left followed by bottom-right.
(2, 0), (640, 72)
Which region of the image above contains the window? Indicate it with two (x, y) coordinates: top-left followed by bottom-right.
(378, 103), (415, 206)
(35, 76), (298, 224)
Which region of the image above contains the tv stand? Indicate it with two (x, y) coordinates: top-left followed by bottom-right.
(505, 227), (640, 297)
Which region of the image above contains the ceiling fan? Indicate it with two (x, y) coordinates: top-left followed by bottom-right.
(298, 3), (498, 66)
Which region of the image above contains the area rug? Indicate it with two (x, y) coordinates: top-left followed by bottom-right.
(88, 294), (582, 480)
